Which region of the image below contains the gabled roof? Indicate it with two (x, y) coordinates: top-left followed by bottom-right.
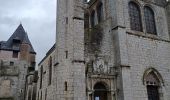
(0, 24), (36, 54)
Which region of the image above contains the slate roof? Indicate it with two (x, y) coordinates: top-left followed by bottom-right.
(0, 24), (36, 54)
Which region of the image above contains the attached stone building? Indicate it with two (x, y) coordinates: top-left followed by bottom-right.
(36, 0), (170, 100)
(36, 44), (56, 100)
(0, 24), (36, 100)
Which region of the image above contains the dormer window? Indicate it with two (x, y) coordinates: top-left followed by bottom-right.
(13, 38), (21, 43)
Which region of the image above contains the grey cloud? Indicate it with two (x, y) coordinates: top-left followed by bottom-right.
(0, 0), (56, 65)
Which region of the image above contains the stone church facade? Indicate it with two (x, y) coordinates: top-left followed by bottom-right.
(36, 0), (170, 100)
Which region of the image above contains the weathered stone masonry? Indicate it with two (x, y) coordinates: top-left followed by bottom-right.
(36, 0), (170, 100)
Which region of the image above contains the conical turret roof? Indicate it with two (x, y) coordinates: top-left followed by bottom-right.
(0, 24), (36, 54)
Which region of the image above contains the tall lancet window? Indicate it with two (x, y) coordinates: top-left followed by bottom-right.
(97, 2), (103, 23)
(91, 10), (95, 27)
(48, 56), (52, 85)
(144, 6), (157, 35)
(129, 2), (142, 31)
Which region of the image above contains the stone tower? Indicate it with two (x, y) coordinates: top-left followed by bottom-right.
(55, 0), (86, 100)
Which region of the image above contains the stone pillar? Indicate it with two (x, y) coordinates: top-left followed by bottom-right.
(110, 0), (133, 99)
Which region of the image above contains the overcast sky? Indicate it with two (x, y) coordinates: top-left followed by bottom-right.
(0, 0), (56, 64)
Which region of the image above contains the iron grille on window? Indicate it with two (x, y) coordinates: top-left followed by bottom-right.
(144, 6), (157, 35)
(129, 2), (142, 31)
(147, 85), (159, 100)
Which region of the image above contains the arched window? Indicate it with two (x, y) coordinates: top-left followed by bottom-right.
(144, 6), (157, 35)
(143, 69), (164, 100)
(129, 2), (142, 31)
(97, 2), (103, 23)
(90, 10), (95, 27)
(48, 57), (52, 85)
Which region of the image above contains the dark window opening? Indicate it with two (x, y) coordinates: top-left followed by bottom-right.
(97, 3), (103, 23)
(40, 66), (43, 89)
(129, 2), (142, 31)
(48, 57), (52, 85)
(31, 62), (36, 67)
(10, 61), (14, 66)
(84, 13), (90, 29)
(65, 51), (68, 59)
(145, 71), (160, 100)
(144, 6), (157, 35)
(66, 17), (68, 24)
(147, 85), (159, 100)
(65, 81), (68, 91)
(13, 51), (18, 58)
(90, 11), (95, 27)
(45, 89), (47, 100)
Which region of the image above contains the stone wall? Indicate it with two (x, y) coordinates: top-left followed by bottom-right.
(115, 0), (170, 100)
(126, 33), (170, 100)
(36, 45), (55, 100)
(0, 60), (29, 100)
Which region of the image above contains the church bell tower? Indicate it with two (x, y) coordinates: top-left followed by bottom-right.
(55, 0), (86, 100)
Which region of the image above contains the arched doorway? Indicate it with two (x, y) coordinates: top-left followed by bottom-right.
(94, 83), (107, 100)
